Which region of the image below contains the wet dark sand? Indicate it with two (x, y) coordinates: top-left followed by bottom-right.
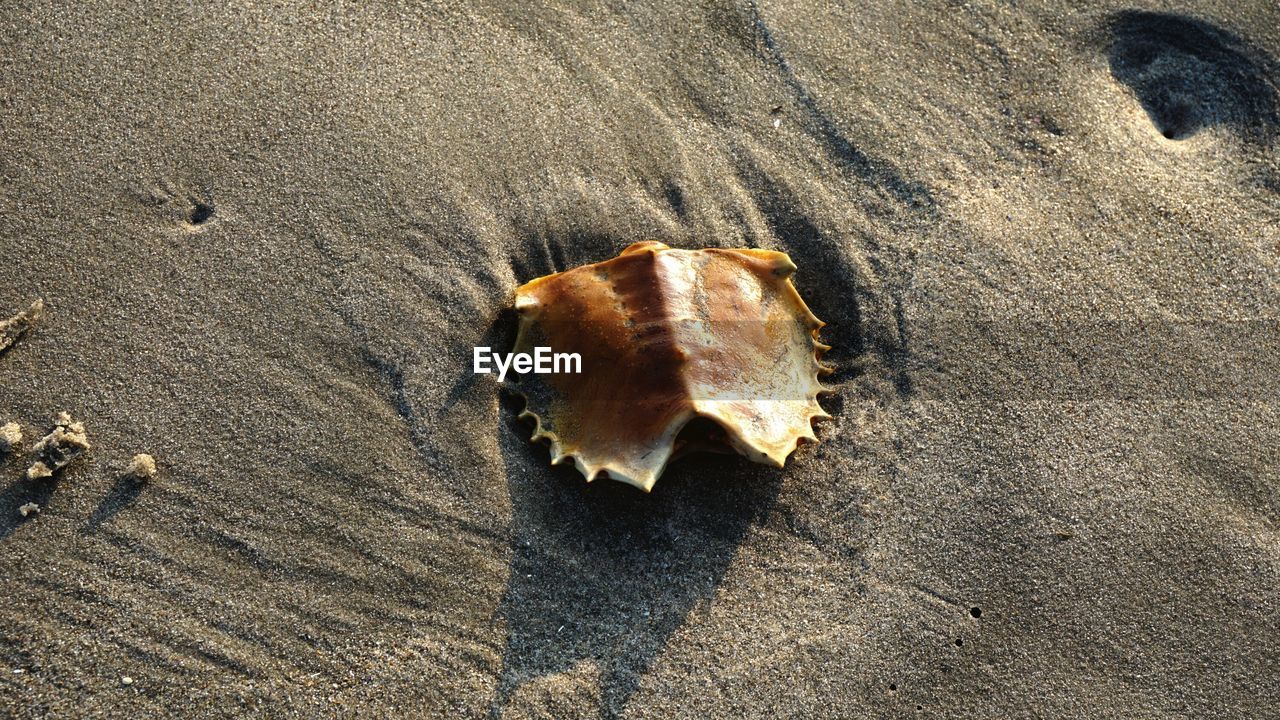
(1, 2), (1278, 717)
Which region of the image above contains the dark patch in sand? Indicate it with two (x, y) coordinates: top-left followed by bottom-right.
(745, 1), (936, 216)
(662, 181), (688, 221)
(507, 213), (623, 284)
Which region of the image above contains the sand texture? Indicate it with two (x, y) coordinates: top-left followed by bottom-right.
(1, 1), (1278, 717)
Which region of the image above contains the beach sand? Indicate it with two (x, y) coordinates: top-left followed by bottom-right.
(1, 1), (1277, 717)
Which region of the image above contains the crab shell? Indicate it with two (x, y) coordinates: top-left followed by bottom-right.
(511, 241), (831, 491)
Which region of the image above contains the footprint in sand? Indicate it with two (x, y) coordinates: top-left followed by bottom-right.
(1107, 10), (1280, 143)
(135, 177), (218, 232)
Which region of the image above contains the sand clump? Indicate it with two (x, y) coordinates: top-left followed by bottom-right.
(124, 453), (157, 481)
(0, 422), (21, 453)
(25, 462), (52, 480)
(18, 502), (39, 517)
(0, 299), (44, 354)
(26, 413), (90, 480)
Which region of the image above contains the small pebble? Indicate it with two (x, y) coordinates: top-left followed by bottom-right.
(121, 676), (133, 686)
(18, 502), (39, 517)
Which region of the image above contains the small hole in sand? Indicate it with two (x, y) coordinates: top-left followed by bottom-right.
(970, 606), (982, 619)
(954, 638), (964, 647)
(188, 200), (214, 225)
(889, 683), (897, 692)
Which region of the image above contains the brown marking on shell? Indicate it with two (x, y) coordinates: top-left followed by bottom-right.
(512, 241), (830, 491)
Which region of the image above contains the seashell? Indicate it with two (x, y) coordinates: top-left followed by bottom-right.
(511, 241), (831, 491)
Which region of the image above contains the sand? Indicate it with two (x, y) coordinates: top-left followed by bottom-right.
(1, 1), (1277, 717)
